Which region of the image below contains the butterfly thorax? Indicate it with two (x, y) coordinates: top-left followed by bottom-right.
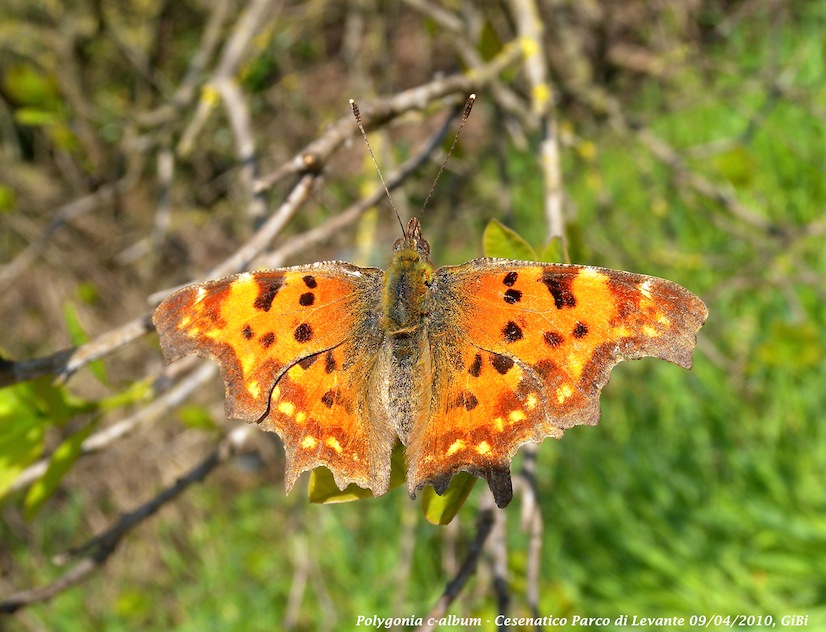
(371, 218), (434, 443)
(382, 218), (433, 335)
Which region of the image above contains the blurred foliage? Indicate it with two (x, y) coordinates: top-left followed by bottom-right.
(1, 1), (825, 631)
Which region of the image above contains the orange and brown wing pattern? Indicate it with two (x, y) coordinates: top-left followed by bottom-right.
(258, 337), (396, 495)
(153, 263), (389, 492)
(409, 260), (708, 507)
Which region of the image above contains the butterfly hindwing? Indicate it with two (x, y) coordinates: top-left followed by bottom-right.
(407, 260), (708, 507)
(261, 339), (395, 495)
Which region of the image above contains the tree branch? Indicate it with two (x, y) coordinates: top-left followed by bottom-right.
(0, 425), (256, 615)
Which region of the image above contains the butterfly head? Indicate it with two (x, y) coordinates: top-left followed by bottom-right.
(393, 217), (431, 262)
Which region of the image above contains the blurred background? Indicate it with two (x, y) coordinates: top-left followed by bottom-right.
(1, 1), (825, 630)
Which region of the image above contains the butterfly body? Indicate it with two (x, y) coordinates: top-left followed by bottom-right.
(378, 223), (435, 442)
(154, 218), (707, 508)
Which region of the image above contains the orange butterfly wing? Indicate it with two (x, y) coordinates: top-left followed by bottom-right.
(407, 260), (708, 507)
(152, 263), (393, 494)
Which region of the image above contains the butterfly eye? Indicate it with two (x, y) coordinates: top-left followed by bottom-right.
(417, 238), (431, 258)
(392, 237), (404, 251)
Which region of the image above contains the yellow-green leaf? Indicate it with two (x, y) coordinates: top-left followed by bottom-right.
(308, 442), (406, 504)
(422, 472), (476, 525)
(177, 404), (218, 431)
(0, 388), (46, 499)
(24, 421), (97, 519)
(538, 235), (565, 263)
(14, 107), (62, 127)
(63, 302), (107, 384)
(482, 219), (537, 260)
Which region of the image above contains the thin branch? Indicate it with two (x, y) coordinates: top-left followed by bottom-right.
(284, 534), (309, 631)
(254, 42), (523, 192)
(0, 180), (125, 294)
(510, 0), (566, 245)
(416, 506), (495, 632)
(518, 447), (545, 628)
(0, 312), (155, 388)
(177, 0), (278, 157)
(0, 425), (256, 615)
(257, 102), (461, 269)
(490, 505), (510, 630)
(213, 77), (268, 222)
(1, 171), (316, 389)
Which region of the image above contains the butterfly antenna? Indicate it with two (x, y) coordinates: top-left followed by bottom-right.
(350, 99), (406, 236)
(419, 93), (476, 217)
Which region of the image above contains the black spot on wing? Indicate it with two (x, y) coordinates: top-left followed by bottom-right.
(490, 354), (514, 375)
(253, 277), (284, 311)
(297, 354), (318, 370)
(324, 350), (337, 373)
(502, 321), (523, 342)
(454, 390), (479, 411)
(502, 271), (518, 287)
(503, 289), (522, 304)
(544, 331), (564, 347)
(540, 272), (576, 309)
(321, 388), (341, 408)
(294, 323), (313, 342)
(468, 353), (483, 377)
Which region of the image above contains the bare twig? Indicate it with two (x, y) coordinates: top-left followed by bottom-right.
(519, 447), (545, 626)
(0, 181), (125, 293)
(490, 506), (510, 629)
(257, 102), (462, 269)
(510, 0), (566, 245)
(1, 170), (316, 390)
(254, 43), (523, 193)
(284, 534), (310, 631)
(416, 507), (495, 632)
(0, 425), (255, 615)
(0, 312), (155, 388)
(208, 174), (316, 279)
(177, 0), (278, 157)
(213, 76), (268, 221)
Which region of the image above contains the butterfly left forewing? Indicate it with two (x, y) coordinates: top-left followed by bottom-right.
(409, 259), (708, 508)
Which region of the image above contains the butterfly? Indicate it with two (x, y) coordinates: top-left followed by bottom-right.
(153, 216), (707, 508)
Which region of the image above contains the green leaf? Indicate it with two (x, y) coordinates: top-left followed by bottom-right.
(14, 107), (63, 127)
(2, 65), (61, 109)
(63, 303), (90, 346)
(24, 420), (97, 519)
(0, 375), (96, 502)
(308, 442), (406, 504)
(0, 386), (46, 499)
(538, 235), (565, 263)
(482, 219), (537, 260)
(422, 472), (476, 525)
(0, 184), (15, 212)
(176, 404), (218, 431)
(712, 144), (756, 187)
(63, 302), (107, 384)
